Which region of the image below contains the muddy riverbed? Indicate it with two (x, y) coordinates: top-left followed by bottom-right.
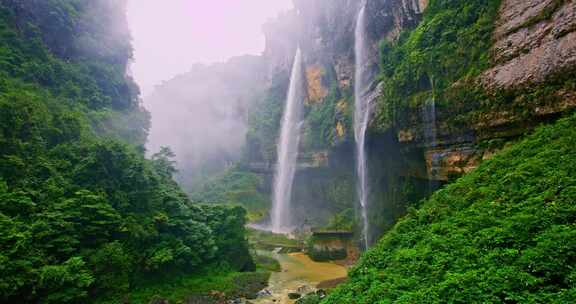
(253, 251), (347, 304)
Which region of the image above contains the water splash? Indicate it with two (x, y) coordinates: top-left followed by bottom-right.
(271, 48), (305, 234)
(354, 4), (372, 250)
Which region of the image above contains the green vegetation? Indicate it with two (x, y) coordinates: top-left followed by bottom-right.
(245, 73), (287, 162)
(253, 252), (282, 272)
(129, 270), (269, 304)
(323, 113), (576, 303)
(0, 1), (145, 127)
(374, 0), (501, 130)
(303, 85), (353, 150)
(247, 228), (300, 251)
(192, 168), (269, 222)
(0, 1), (254, 303)
(297, 293), (323, 304)
(324, 208), (355, 231)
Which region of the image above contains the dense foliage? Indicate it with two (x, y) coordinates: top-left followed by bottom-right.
(302, 85), (352, 150)
(374, 0), (501, 130)
(191, 168), (269, 222)
(245, 72), (288, 163)
(129, 270), (269, 304)
(245, 66), (353, 162)
(0, 1), (253, 303)
(0, 1), (148, 146)
(323, 113), (576, 303)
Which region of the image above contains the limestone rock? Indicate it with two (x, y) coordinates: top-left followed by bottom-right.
(305, 65), (328, 104)
(263, 0), (426, 108)
(482, 0), (576, 88)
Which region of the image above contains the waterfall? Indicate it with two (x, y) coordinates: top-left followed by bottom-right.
(423, 79), (439, 189)
(354, 4), (372, 250)
(271, 48), (305, 234)
(423, 99), (437, 148)
(424, 77), (438, 148)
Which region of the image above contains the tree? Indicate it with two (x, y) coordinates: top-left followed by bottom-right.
(152, 146), (178, 179)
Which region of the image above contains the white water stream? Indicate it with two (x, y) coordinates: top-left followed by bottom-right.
(271, 48), (305, 234)
(354, 4), (372, 249)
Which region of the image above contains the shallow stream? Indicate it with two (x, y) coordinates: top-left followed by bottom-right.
(254, 251), (347, 304)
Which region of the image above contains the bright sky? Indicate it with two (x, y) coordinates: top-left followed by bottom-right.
(127, 0), (293, 96)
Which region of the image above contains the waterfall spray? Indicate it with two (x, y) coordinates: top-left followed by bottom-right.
(271, 48), (305, 234)
(354, 4), (372, 249)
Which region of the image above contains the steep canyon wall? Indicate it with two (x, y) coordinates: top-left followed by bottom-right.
(151, 0), (576, 243)
(250, 0), (576, 239)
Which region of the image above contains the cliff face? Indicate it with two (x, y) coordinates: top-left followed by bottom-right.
(246, 0), (429, 232)
(404, 0), (576, 182)
(485, 0), (576, 88)
(249, 0), (576, 238)
(263, 0), (426, 100)
(151, 0), (575, 239)
(253, 0), (427, 162)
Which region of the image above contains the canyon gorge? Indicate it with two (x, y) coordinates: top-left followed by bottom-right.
(0, 0), (575, 303)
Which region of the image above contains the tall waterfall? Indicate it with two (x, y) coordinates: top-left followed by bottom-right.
(424, 78), (438, 149)
(271, 48), (305, 234)
(354, 4), (372, 249)
(423, 99), (437, 148)
(424, 87), (439, 190)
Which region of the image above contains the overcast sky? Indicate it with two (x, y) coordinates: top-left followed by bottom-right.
(127, 0), (293, 97)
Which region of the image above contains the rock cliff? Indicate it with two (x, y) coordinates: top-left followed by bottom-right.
(263, 0), (426, 102)
(404, 0), (576, 182)
(243, 0), (430, 233)
(151, 0), (576, 242)
(250, 0), (576, 239)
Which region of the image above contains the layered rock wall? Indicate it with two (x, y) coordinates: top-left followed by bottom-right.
(249, 0), (576, 238)
(252, 0), (428, 232)
(484, 0), (576, 88)
(399, 0), (576, 181)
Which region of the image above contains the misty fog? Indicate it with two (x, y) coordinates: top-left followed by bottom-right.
(127, 0), (292, 192)
(146, 56), (266, 192)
